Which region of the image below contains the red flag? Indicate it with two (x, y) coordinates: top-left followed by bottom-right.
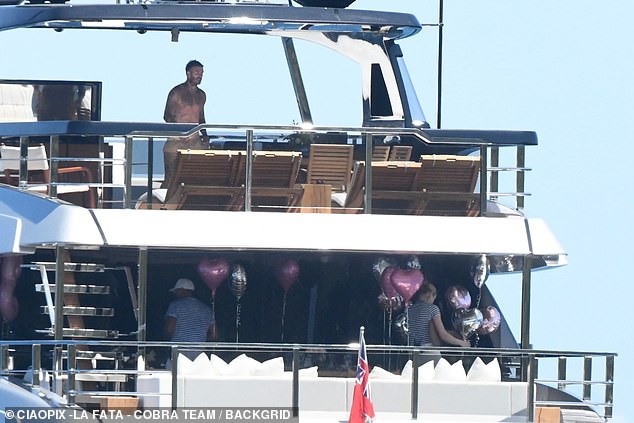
(348, 327), (375, 423)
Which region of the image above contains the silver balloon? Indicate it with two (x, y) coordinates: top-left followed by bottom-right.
(452, 308), (483, 338)
(470, 254), (489, 288)
(406, 255), (421, 270)
(372, 256), (397, 282)
(378, 293), (404, 312)
(477, 306), (501, 334)
(393, 311), (408, 337)
(445, 285), (472, 310)
(229, 264), (247, 301)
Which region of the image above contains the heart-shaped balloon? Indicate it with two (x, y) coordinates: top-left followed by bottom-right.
(380, 266), (399, 300)
(275, 259), (300, 293)
(390, 268), (424, 304)
(477, 306), (501, 334)
(0, 290), (19, 323)
(198, 257), (229, 297)
(445, 285), (472, 310)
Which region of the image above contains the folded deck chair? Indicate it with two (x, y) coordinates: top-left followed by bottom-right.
(336, 160), (425, 214)
(372, 145), (390, 161)
(234, 151), (303, 212)
(305, 144), (354, 193)
(388, 145), (413, 161)
(0, 143), (96, 207)
(417, 154), (481, 216)
(162, 149), (243, 210)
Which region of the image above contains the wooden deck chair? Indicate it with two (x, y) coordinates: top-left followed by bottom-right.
(372, 145), (390, 161)
(337, 160), (425, 214)
(388, 145), (413, 161)
(0, 143), (96, 207)
(417, 154), (481, 216)
(306, 144), (354, 192)
(234, 151), (303, 212)
(163, 149), (243, 210)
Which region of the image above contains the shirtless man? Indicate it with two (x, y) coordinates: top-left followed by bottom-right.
(162, 60), (209, 188)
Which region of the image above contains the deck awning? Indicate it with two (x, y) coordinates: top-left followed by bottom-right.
(0, 186), (565, 270)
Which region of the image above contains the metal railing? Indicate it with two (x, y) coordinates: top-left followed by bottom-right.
(0, 122), (531, 214)
(0, 340), (615, 421)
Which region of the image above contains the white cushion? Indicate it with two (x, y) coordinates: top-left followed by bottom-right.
(298, 366), (318, 378)
(400, 359), (435, 381)
(176, 353), (194, 375)
(400, 360), (412, 380)
(467, 357), (501, 382)
(227, 354), (261, 376)
(209, 354), (230, 376)
(370, 366), (399, 380)
(433, 358), (466, 381)
(189, 352), (213, 377)
(253, 357), (285, 377)
(418, 360), (435, 381)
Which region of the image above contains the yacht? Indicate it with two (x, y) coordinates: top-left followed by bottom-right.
(0, 1), (615, 422)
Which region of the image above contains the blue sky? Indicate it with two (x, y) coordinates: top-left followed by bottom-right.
(1, 0), (633, 420)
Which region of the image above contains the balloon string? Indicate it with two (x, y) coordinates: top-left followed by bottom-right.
(387, 307), (392, 346)
(236, 301), (241, 343)
(406, 306), (410, 346)
(383, 309), (387, 345)
(281, 292), (287, 343)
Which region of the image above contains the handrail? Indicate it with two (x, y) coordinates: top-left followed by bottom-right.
(0, 340), (616, 421)
(1, 122), (532, 213)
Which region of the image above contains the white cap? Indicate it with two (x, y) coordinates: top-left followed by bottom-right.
(169, 278), (195, 292)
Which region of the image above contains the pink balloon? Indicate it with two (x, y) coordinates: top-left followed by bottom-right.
(197, 258), (229, 297)
(477, 306), (501, 334)
(275, 259), (299, 293)
(390, 268), (424, 304)
(0, 290), (19, 323)
(445, 285), (471, 310)
(380, 266), (398, 300)
(0, 255), (21, 288)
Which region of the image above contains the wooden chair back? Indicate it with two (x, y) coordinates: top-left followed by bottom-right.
(306, 144), (354, 192)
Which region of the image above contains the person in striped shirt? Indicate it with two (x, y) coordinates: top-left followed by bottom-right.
(164, 278), (214, 344)
(408, 283), (470, 348)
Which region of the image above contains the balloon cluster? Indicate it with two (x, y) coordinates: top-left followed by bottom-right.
(374, 255), (424, 311)
(445, 283), (500, 339)
(0, 255), (22, 323)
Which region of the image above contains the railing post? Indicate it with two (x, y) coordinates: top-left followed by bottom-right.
(526, 354), (536, 423)
(605, 355), (614, 419)
(19, 136), (29, 189)
(146, 137), (154, 209)
(410, 350), (420, 419)
(54, 245), (66, 341)
(489, 146), (499, 198)
(364, 133), (373, 214)
(124, 136), (133, 208)
(292, 347), (299, 418)
(516, 145), (526, 210)
(479, 145), (488, 216)
(583, 356), (592, 401)
(137, 247), (148, 342)
(520, 255), (532, 350)
(245, 129), (253, 212)
(49, 135), (59, 199)
(31, 344), (41, 389)
(0, 344), (9, 377)
(557, 356), (567, 390)
(171, 346), (179, 410)
(68, 343), (76, 405)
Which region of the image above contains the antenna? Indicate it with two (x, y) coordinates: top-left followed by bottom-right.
(436, 0), (444, 129)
